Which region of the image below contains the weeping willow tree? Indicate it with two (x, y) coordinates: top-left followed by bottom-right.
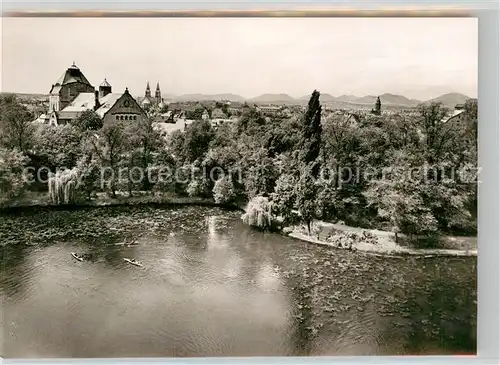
(241, 196), (274, 230)
(48, 167), (80, 205)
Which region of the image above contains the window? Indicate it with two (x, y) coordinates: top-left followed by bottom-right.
(125, 116), (128, 120)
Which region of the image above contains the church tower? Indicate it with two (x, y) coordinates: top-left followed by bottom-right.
(145, 81), (152, 99)
(99, 78), (112, 98)
(155, 82), (162, 104)
(49, 62), (94, 112)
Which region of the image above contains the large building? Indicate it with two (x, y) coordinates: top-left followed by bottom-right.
(140, 81), (166, 110)
(40, 63), (147, 126)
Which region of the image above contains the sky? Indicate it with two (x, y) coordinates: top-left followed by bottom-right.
(1, 17), (477, 100)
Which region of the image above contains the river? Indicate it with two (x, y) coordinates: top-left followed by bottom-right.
(0, 205), (477, 358)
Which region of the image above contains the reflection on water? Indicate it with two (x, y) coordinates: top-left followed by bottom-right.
(0, 205), (477, 358)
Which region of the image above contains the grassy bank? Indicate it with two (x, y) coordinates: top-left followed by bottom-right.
(286, 220), (477, 257)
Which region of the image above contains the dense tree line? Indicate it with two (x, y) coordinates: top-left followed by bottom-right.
(0, 92), (477, 241)
(164, 91), (477, 238)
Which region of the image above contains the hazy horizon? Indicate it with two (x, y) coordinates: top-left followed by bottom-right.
(1, 17), (477, 100)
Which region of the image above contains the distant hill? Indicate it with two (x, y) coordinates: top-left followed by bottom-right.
(174, 93), (245, 102)
(299, 93), (336, 103)
(0, 92), (48, 101)
(424, 93), (471, 108)
(247, 92), (428, 107)
(250, 93), (297, 103)
(347, 93), (420, 107)
(2, 90), (473, 109)
(351, 95), (378, 105)
(379, 93), (421, 107)
(335, 94), (359, 103)
(161, 93), (177, 100)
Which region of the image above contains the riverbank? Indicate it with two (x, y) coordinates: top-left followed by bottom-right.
(0, 191), (227, 212)
(1, 192), (476, 257)
(286, 220), (477, 257)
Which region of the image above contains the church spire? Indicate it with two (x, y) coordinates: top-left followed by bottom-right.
(145, 81), (151, 98)
(155, 82), (161, 104)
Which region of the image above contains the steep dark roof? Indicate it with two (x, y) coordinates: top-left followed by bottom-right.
(100, 78), (112, 88)
(51, 63), (93, 92)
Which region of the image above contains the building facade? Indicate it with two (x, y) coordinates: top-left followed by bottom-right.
(40, 63), (147, 126)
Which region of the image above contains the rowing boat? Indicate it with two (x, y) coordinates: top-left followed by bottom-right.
(71, 252), (83, 262)
(115, 238), (138, 247)
(124, 258), (143, 267)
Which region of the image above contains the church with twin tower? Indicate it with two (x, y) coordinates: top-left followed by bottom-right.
(140, 81), (165, 109)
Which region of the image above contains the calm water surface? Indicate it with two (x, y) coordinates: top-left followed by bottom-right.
(0, 205), (477, 357)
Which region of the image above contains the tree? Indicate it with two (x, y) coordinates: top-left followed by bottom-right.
(464, 99), (478, 121)
(383, 114), (421, 151)
(241, 196), (274, 230)
(280, 90), (325, 232)
(72, 109), (103, 131)
(240, 147), (276, 199)
(237, 106), (266, 132)
(186, 105), (206, 120)
(363, 150), (439, 240)
(295, 163), (318, 234)
(32, 124), (84, 169)
(463, 99), (478, 142)
(315, 178), (341, 221)
(424, 175), (473, 233)
(90, 121), (128, 197)
(48, 167), (80, 205)
(417, 102), (450, 164)
(271, 173), (298, 225)
(126, 117), (164, 191)
(322, 113), (361, 166)
(149, 148), (176, 194)
(186, 175), (211, 198)
(178, 120), (214, 163)
(159, 103), (169, 114)
(299, 90), (322, 177)
(0, 147), (30, 206)
(371, 96), (382, 115)
(0, 94), (34, 151)
(213, 175), (236, 204)
(263, 117), (301, 156)
(75, 156), (101, 201)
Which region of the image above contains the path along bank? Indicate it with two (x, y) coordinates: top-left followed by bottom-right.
(286, 221), (477, 258)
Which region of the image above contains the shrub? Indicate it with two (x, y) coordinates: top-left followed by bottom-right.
(186, 176), (211, 198)
(325, 230), (379, 250)
(0, 148), (30, 205)
(213, 175), (235, 204)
